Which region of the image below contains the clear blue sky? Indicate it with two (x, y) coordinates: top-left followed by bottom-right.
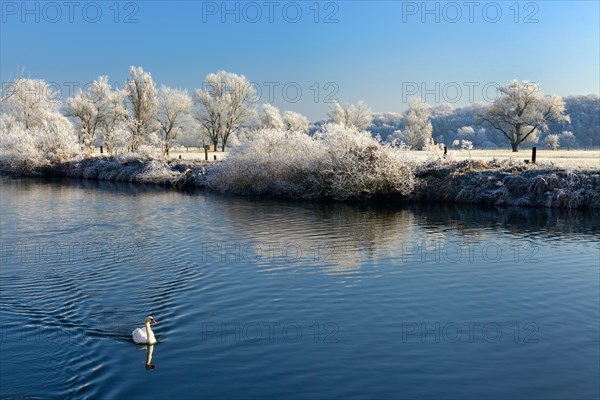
(1, 0), (599, 120)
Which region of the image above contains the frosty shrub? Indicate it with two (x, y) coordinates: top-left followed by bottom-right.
(205, 124), (414, 200)
(0, 113), (79, 172)
(1, 78), (80, 172)
(314, 124), (414, 199)
(205, 128), (322, 198)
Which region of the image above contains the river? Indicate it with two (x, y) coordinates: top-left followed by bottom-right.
(1, 177), (598, 399)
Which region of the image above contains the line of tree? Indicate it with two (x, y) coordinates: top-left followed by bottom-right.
(4, 70), (591, 155)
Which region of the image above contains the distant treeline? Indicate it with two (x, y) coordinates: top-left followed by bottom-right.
(363, 95), (600, 149)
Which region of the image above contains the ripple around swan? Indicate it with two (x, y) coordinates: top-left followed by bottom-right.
(1, 177), (599, 400)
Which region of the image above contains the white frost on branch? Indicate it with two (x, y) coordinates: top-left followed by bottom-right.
(126, 66), (159, 152)
(327, 101), (373, 131)
(258, 103), (284, 130)
(156, 86), (193, 156)
(478, 80), (569, 152)
(194, 70), (256, 151)
(283, 110), (309, 133)
(403, 97), (432, 150)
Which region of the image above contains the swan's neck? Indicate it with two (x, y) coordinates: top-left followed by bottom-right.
(145, 321), (156, 343)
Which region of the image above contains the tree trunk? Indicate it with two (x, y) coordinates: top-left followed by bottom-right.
(511, 142), (519, 152)
(213, 139), (219, 152)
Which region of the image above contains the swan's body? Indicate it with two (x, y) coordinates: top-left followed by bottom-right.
(132, 316), (157, 344)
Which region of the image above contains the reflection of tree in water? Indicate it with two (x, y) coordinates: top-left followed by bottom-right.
(6, 177), (597, 276)
(215, 199), (420, 275)
(412, 203), (600, 240)
(217, 199), (599, 275)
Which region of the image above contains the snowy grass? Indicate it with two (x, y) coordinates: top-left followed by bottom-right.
(412, 148), (600, 169)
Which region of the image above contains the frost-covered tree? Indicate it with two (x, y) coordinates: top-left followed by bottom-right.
(68, 77), (128, 154)
(403, 97), (432, 150)
(544, 134), (560, 150)
(479, 80), (570, 152)
(461, 140), (473, 150)
(98, 88), (129, 154)
(558, 95), (599, 147)
(67, 76), (124, 151)
(328, 102), (346, 125)
(0, 70), (25, 105)
(258, 103), (284, 130)
(125, 66), (158, 151)
(67, 90), (98, 149)
(457, 126), (475, 136)
(283, 110), (309, 133)
(1, 85), (78, 171)
(327, 101), (372, 131)
(461, 140), (473, 157)
(560, 130), (577, 150)
(2, 78), (61, 129)
(156, 86), (193, 156)
(194, 71), (256, 151)
(175, 124), (202, 151)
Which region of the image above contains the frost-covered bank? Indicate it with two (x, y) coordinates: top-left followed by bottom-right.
(414, 160), (600, 209)
(2, 154), (599, 209)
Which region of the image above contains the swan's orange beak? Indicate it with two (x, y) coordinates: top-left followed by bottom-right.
(151, 319), (156, 324)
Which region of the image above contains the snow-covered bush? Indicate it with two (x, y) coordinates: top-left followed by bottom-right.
(205, 128), (322, 198)
(0, 113), (79, 172)
(0, 78), (79, 172)
(315, 124), (414, 199)
(205, 124), (414, 200)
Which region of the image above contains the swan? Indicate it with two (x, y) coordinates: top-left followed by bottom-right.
(132, 316), (157, 344)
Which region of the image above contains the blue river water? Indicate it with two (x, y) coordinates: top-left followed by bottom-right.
(0, 177), (598, 399)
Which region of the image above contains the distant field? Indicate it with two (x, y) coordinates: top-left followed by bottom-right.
(94, 147), (599, 169)
(416, 149), (600, 169)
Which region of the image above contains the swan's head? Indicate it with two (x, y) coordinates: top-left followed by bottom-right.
(145, 316), (157, 324)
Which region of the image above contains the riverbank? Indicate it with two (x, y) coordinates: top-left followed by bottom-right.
(2, 156), (599, 209)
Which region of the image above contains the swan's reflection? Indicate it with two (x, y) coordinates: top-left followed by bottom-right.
(146, 344), (156, 370)
(138, 344), (156, 370)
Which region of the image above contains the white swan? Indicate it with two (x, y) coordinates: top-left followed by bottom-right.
(132, 316), (157, 344)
